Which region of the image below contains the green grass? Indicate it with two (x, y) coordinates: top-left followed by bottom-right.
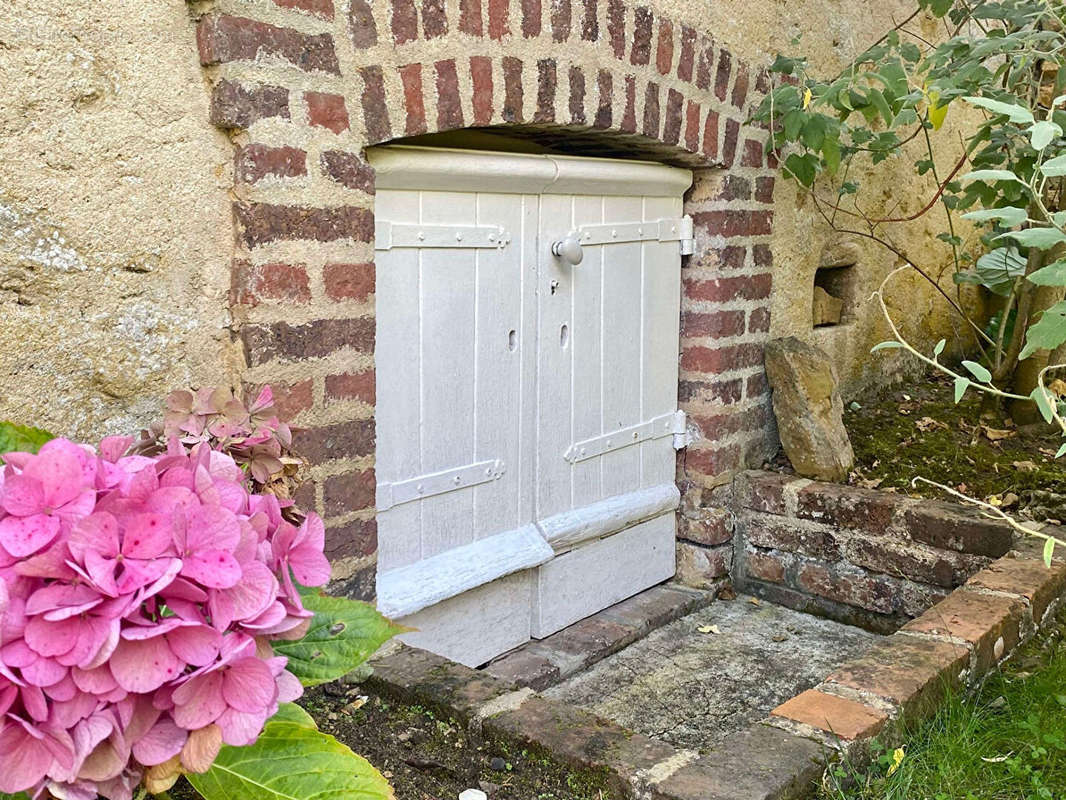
(822, 614), (1066, 800)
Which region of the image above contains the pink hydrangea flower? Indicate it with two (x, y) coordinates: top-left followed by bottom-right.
(0, 427), (329, 800)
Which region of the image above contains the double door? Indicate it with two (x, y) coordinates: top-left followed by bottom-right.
(371, 145), (692, 666)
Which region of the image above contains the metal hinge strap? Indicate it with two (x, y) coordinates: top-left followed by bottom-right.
(574, 216), (693, 255)
(564, 410), (688, 464)
(377, 459), (506, 511)
(375, 221), (511, 251)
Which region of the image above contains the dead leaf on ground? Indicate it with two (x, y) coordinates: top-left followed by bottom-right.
(916, 416), (949, 432)
(1013, 460), (1039, 472)
(982, 426), (1016, 442)
(1049, 378), (1066, 397)
(858, 477), (884, 489)
(697, 624), (722, 635)
(748, 597), (761, 606)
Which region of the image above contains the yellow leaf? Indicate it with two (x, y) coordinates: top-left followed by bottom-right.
(803, 88), (813, 109)
(886, 747), (906, 777)
(928, 91), (948, 130)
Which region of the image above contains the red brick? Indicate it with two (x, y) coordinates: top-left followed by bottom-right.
(568, 66), (586, 124)
(236, 144), (307, 184)
(713, 49), (731, 102)
(695, 39), (713, 90)
(677, 542), (732, 586)
(903, 589), (1025, 672)
(620, 75), (637, 133)
(772, 689), (887, 741)
(521, 0), (541, 37)
(468, 57), (494, 126)
(684, 273), (772, 303)
(436, 59), (464, 130)
(712, 245), (747, 270)
(241, 317), (374, 365)
(797, 563), (899, 615)
(642, 82), (660, 138)
(748, 307), (770, 333)
(292, 478), (316, 512)
(755, 176), (775, 203)
(349, 0), (378, 47)
(663, 88), (684, 145)
(655, 20), (673, 75)
(594, 69), (613, 128)
(306, 91), (350, 134)
(294, 420), (375, 464)
(326, 370), (376, 406)
(681, 310), (744, 338)
(796, 483), (901, 532)
(684, 101), (701, 152)
(747, 551), (787, 584)
(236, 203), (373, 247)
(723, 118), (741, 166)
(681, 343), (763, 373)
(535, 58), (557, 123)
(399, 63), (427, 135)
(715, 175), (750, 202)
(735, 471), (797, 514)
(692, 210), (773, 239)
(746, 372), (767, 398)
(359, 66), (392, 143)
(325, 517), (377, 560)
(197, 14), (339, 74)
(845, 537), (965, 589)
(210, 80), (290, 129)
(323, 262), (375, 302)
(272, 0), (335, 18)
(502, 56), (524, 122)
(752, 244), (773, 269)
(271, 379), (314, 419)
(606, 0), (626, 59)
(684, 443), (742, 478)
(391, 0), (418, 43)
(551, 0), (571, 41)
(677, 25), (696, 82)
(231, 261), (311, 307)
(459, 0), (483, 34)
(580, 0), (598, 40)
(744, 515), (841, 561)
(679, 378), (741, 405)
(321, 151), (374, 193)
(631, 7), (652, 65)
(691, 405), (770, 440)
(490, 0), (511, 38)
(731, 63), (750, 109)
(678, 507), (734, 546)
(422, 0), (448, 37)
(324, 469), (376, 516)
(702, 109), (719, 160)
(903, 501), (1013, 559)
(741, 137), (764, 168)
(966, 556), (1066, 624)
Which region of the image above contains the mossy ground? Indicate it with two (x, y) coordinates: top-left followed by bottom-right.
(819, 608), (1066, 800)
(170, 683), (612, 800)
(844, 371), (1066, 521)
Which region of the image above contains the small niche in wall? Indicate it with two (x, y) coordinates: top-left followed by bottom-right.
(812, 264), (856, 328)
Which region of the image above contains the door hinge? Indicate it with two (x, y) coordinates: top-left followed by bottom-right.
(570, 216), (693, 256)
(377, 459), (506, 511)
(564, 410), (689, 464)
(375, 221), (511, 251)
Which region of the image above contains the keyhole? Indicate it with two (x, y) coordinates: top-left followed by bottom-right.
(559, 324), (569, 349)
(508, 329), (517, 351)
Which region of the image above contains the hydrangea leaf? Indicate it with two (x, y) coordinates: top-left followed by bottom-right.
(271, 702), (318, 729)
(272, 592), (408, 687)
(0, 421), (54, 456)
(188, 721), (394, 800)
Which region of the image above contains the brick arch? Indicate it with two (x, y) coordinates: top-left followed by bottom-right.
(191, 0), (780, 598)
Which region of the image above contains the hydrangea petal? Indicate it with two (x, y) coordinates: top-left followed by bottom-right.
(2, 474), (45, 516)
(0, 514), (61, 557)
(181, 550), (241, 590)
(171, 672), (226, 730)
(166, 625), (221, 668)
(221, 658), (276, 714)
(108, 638), (183, 694)
(132, 718), (186, 767)
(0, 722), (57, 794)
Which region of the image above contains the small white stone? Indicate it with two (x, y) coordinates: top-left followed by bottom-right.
(459, 791), (488, 800)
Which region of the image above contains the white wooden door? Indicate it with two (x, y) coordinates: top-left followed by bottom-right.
(370, 146), (692, 666)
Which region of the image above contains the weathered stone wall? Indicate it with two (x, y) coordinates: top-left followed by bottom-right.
(0, 1), (241, 440)
(731, 471), (1018, 632)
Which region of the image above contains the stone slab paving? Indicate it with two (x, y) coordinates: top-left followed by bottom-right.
(543, 595), (880, 751)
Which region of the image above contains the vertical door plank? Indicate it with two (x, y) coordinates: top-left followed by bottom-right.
(419, 190), (478, 558)
(375, 189), (423, 572)
(517, 195), (540, 527)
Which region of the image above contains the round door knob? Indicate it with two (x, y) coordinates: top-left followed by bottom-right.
(551, 234), (584, 266)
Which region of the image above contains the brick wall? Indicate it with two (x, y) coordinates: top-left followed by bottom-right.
(188, 0), (780, 598)
(730, 471), (1018, 633)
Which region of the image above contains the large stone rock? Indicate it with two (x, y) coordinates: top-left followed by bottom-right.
(764, 337), (854, 481)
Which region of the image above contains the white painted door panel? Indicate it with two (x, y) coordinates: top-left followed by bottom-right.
(371, 146), (691, 666)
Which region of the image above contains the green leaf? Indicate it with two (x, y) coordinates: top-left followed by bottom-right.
(962, 169), (1024, 184)
(272, 702), (318, 728)
(1041, 153), (1066, 177)
(1020, 308), (1066, 360)
(784, 152), (818, 187)
(870, 341), (903, 352)
(272, 592), (406, 687)
(934, 339), (946, 357)
(961, 360), (992, 383)
(963, 96), (1035, 124)
(822, 135), (841, 175)
(1027, 260), (1066, 286)
(1044, 537), (1055, 568)
(1030, 121), (1063, 151)
(1055, 442), (1066, 459)
(974, 247), (1027, 296)
(0, 421), (55, 456)
(0, 792), (31, 800)
(1033, 387), (1055, 424)
(869, 88), (894, 126)
(998, 227), (1066, 250)
(954, 377), (970, 403)
(188, 721), (394, 800)
(961, 207), (1028, 226)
